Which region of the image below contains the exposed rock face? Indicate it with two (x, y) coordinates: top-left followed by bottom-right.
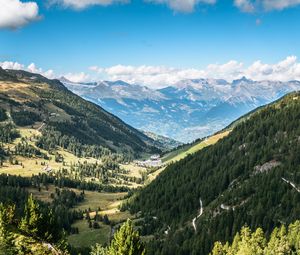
(254, 160), (281, 174)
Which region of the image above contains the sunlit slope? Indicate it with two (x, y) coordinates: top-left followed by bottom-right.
(162, 131), (230, 164)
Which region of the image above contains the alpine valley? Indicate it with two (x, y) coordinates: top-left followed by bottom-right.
(0, 66), (300, 255)
(62, 77), (300, 142)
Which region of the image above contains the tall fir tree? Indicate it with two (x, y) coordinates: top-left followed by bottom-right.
(0, 204), (15, 255)
(19, 194), (43, 237)
(91, 219), (145, 255)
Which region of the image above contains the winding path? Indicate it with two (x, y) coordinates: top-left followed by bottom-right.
(192, 198), (203, 233)
(282, 178), (300, 193)
(37, 122), (46, 131)
(42, 242), (59, 255)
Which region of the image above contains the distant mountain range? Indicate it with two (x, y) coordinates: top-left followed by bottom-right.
(62, 77), (300, 142)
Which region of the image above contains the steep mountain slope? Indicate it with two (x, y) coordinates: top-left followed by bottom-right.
(0, 68), (159, 157)
(141, 131), (182, 151)
(63, 78), (300, 142)
(129, 92), (300, 255)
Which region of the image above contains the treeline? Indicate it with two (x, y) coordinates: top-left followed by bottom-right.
(11, 110), (41, 126)
(210, 220), (300, 255)
(36, 126), (113, 159)
(0, 197), (69, 255)
(0, 108), (7, 121)
(0, 172), (129, 195)
(0, 123), (19, 143)
(129, 92), (300, 254)
(0, 174), (84, 234)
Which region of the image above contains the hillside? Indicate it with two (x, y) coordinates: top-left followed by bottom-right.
(129, 92), (300, 255)
(0, 67), (166, 253)
(0, 67), (159, 157)
(141, 131), (182, 151)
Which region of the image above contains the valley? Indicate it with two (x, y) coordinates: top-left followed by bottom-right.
(0, 67), (299, 255)
(63, 78), (300, 142)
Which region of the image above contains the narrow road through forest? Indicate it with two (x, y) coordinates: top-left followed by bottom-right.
(192, 198), (203, 233)
(282, 178), (300, 193)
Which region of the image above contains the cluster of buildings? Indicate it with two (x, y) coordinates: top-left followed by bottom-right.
(135, 154), (162, 168)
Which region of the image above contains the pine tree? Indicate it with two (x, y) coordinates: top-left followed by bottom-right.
(90, 219), (145, 255)
(265, 226), (290, 255)
(0, 204), (15, 255)
(90, 244), (109, 255)
(19, 194), (43, 237)
(109, 219), (145, 255)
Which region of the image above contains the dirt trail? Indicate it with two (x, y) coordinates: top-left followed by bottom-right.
(192, 198), (203, 232)
(282, 178), (300, 193)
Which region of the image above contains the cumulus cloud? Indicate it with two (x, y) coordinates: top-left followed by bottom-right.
(234, 0), (300, 12)
(89, 56), (300, 88)
(234, 0), (254, 12)
(64, 72), (90, 83)
(0, 61), (55, 79)
(49, 0), (128, 9)
(0, 0), (40, 29)
(145, 0), (216, 13)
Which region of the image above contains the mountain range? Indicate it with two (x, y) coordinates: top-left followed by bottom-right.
(62, 77), (300, 142)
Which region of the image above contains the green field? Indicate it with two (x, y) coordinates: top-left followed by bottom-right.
(68, 220), (111, 248)
(162, 131), (230, 164)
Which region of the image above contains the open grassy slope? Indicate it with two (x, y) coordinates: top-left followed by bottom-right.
(162, 131), (230, 164)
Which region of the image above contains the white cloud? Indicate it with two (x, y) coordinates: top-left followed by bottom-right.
(49, 0), (128, 9)
(0, 60), (89, 82)
(234, 0), (300, 12)
(146, 0), (216, 13)
(64, 72), (90, 82)
(0, 61), (24, 70)
(0, 0), (40, 29)
(0, 61), (55, 79)
(89, 56), (300, 88)
(234, 0), (254, 12)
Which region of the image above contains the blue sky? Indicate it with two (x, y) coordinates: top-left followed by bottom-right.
(1, 0), (300, 86)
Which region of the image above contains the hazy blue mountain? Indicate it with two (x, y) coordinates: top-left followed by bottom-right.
(62, 77), (300, 142)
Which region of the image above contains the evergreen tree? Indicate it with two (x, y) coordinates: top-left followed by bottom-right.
(90, 219), (145, 255)
(0, 204), (15, 255)
(90, 244), (109, 255)
(109, 219), (145, 255)
(19, 194), (43, 237)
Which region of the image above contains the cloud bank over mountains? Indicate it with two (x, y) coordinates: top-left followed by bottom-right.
(2, 56), (300, 88)
(89, 56), (300, 88)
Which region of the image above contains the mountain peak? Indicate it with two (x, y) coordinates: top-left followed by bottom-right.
(232, 76), (253, 86)
(59, 76), (74, 83)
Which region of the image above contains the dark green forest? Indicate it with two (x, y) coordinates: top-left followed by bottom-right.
(129, 92), (300, 255)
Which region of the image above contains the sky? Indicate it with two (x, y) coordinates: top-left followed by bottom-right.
(1, 0), (300, 88)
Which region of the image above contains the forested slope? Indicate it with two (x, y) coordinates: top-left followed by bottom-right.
(0, 67), (159, 157)
(130, 92), (300, 255)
